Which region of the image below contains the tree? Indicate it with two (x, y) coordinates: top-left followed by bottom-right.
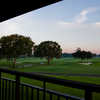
(0, 47), (3, 59)
(34, 41), (62, 64)
(72, 48), (93, 61)
(86, 51), (93, 60)
(0, 34), (34, 68)
(72, 48), (81, 59)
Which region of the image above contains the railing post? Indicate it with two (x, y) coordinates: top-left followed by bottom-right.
(15, 74), (20, 100)
(43, 80), (46, 100)
(85, 89), (92, 100)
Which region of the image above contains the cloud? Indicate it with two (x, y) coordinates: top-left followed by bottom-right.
(58, 7), (99, 28)
(75, 7), (98, 24)
(58, 7), (99, 27)
(75, 10), (88, 24)
(95, 22), (100, 26)
(58, 6), (100, 53)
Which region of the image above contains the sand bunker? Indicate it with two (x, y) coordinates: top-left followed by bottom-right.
(79, 62), (92, 65)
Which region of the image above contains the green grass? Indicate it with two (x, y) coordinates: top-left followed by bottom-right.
(11, 57), (100, 75)
(1, 57), (100, 100)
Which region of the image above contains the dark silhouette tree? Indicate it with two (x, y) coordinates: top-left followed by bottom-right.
(0, 34), (34, 68)
(86, 51), (93, 60)
(72, 48), (81, 59)
(0, 46), (3, 59)
(80, 51), (87, 60)
(72, 48), (93, 61)
(34, 41), (62, 64)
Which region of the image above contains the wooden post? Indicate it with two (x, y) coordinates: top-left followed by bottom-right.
(16, 75), (20, 100)
(43, 81), (46, 100)
(85, 89), (92, 100)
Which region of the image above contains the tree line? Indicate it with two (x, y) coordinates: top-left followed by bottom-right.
(0, 34), (62, 67)
(0, 34), (96, 68)
(72, 48), (96, 61)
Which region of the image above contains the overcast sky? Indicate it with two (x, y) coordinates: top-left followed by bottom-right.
(0, 0), (100, 54)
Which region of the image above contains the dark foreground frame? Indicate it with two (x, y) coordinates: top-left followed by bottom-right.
(0, 68), (100, 100)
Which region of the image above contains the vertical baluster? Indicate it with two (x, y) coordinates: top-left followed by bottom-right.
(8, 80), (11, 100)
(31, 88), (34, 100)
(2, 79), (4, 100)
(15, 75), (20, 100)
(10, 81), (12, 100)
(85, 89), (92, 100)
(57, 95), (60, 100)
(65, 96), (68, 100)
(37, 88), (39, 100)
(5, 80), (7, 100)
(26, 86), (29, 100)
(50, 93), (52, 100)
(43, 81), (46, 100)
(21, 85), (24, 100)
(12, 81), (15, 100)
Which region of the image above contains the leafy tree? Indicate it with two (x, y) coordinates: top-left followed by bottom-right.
(72, 48), (93, 61)
(86, 51), (93, 60)
(72, 48), (81, 59)
(34, 41), (62, 64)
(80, 51), (87, 60)
(0, 34), (34, 68)
(0, 47), (3, 59)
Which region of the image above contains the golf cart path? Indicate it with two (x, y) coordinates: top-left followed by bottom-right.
(32, 72), (100, 77)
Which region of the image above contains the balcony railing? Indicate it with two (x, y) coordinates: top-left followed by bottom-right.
(0, 68), (100, 100)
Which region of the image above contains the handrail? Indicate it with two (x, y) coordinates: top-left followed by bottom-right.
(0, 68), (100, 93)
(1, 77), (82, 100)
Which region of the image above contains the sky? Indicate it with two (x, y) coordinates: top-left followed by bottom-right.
(0, 0), (100, 54)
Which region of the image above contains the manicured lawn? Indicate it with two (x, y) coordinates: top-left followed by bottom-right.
(1, 57), (100, 100)
(13, 57), (100, 75)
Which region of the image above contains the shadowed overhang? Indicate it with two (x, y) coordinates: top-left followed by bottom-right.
(0, 0), (62, 22)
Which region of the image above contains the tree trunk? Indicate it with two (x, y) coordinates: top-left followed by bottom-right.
(47, 58), (50, 65)
(7, 57), (12, 68)
(13, 58), (16, 68)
